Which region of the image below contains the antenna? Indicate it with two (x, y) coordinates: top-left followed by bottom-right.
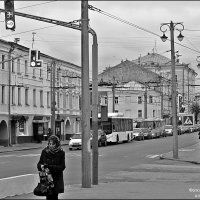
(32, 32), (36, 49)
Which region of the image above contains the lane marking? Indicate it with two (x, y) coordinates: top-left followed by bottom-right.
(16, 154), (40, 157)
(179, 148), (195, 152)
(0, 174), (36, 181)
(146, 154), (159, 158)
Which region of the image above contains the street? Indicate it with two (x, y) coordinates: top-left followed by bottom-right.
(0, 131), (199, 187)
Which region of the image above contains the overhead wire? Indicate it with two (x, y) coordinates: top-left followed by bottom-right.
(88, 4), (200, 55)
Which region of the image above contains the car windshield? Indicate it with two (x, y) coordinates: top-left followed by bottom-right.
(165, 125), (172, 129)
(72, 134), (82, 139)
(133, 128), (142, 133)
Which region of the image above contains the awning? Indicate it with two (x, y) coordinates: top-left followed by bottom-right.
(11, 115), (28, 121)
(33, 116), (50, 123)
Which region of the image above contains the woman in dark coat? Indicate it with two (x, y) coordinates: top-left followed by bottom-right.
(37, 135), (66, 200)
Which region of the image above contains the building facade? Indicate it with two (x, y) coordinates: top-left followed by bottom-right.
(97, 60), (168, 121)
(0, 39), (81, 146)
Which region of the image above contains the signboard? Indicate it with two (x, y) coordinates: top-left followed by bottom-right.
(183, 115), (194, 126)
(178, 114), (194, 127)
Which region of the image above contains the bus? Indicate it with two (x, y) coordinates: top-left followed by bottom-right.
(135, 118), (166, 138)
(98, 113), (134, 144)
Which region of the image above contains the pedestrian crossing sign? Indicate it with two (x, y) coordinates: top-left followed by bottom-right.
(183, 115), (194, 126)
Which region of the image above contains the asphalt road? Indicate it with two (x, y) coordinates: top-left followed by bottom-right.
(0, 131), (199, 186)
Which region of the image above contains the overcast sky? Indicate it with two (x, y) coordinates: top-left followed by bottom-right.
(0, 1), (200, 79)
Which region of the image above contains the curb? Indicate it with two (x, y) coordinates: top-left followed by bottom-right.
(159, 154), (200, 165)
(0, 143), (68, 154)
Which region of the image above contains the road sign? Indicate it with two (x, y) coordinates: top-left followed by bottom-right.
(183, 115), (194, 126)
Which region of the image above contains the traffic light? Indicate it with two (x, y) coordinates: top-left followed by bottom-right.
(4, 0), (15, 31)
(29, 49), (43, 67)
(178, 94), (185, 113)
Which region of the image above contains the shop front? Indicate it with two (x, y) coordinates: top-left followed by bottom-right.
(32, 116), (50, 143)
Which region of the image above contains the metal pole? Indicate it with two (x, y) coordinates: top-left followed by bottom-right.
(81, 0), (91, 188)
(170, 21), (178, 159)
(144, 85), (147, 119)
(92, 34), (98, 185)
(8, 49), (12, 146)
(51, 61), (56, 135)
(112, 76), (115, 112)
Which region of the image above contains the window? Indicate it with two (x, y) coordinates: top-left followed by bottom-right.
(1, 85), (5, 104)
(33, 89), (36, 107)
(115, 97), (118, 104)
(138, 96), (142, 104)
(18, 87), (21, 105)
(149, 95), (153, 103)
(17, 59), (20, 74)
(39, 68), (42, 78)
(138, 110), (142, 118)
(72, 95), (75, 108)
(105, 96), (108, 105)
(12, 86), (15, 105)
(60, 93), (63, 108)
(25, 60), (28, 75)
(33, 68), (36, 77)
(47, 64), (51, 80)
(2, 55), (5, 69)
(40, 90), (43, 107)
(25, 88), (29, 106)
(19, 122), (25, 135)
(47, 91), (50, 108)
(153, 110), (155, 117)
(66, 94), (69, 109)
(12, 57), (15, 72)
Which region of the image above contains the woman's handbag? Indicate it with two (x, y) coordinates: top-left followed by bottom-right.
(33, 171), (54, 196)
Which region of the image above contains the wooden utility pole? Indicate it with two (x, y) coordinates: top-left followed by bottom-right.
(81, 0), (91, 188)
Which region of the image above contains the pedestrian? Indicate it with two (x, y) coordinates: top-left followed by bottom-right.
(37, 135), (66, 200)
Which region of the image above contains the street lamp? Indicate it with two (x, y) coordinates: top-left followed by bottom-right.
(160, 21), (184, 159)
(196, 56), (200, 69)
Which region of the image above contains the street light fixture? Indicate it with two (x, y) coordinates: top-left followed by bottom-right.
(196, 56), (200, 69)
(160, 21), (184, 159)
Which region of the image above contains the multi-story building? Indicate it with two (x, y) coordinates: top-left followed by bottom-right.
(97, 52), (197, 122)
(0, 39), (81, 146)
(133, 52), (197, 114)
(97, 60), (169, 121)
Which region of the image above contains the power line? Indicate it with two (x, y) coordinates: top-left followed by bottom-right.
(15, 1), (57, 11)
(88, 4), (200, 55)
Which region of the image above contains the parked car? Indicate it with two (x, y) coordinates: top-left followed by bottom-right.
(90, 129), (107, 147)
(163, 125), (181, 136)
(68, 133), (82, 150)
(141, 128), (153, 139)
(163, 125), (173, 136)
(132, 128), (144, 141)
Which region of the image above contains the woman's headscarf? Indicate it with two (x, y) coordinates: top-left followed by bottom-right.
(46, 135), (62, 154)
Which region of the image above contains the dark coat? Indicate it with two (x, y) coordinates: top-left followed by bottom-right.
(37, 147), (66, 194)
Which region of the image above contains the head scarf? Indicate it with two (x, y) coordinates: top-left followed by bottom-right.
(46, 135), (62, 154)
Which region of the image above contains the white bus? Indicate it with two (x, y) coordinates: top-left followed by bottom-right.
(98, 113), (134, 144)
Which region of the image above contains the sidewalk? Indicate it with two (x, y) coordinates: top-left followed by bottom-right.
(0, 140), (69, 153)
(2, 142), (200, 199)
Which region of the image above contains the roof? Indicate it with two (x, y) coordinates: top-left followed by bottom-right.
(132, 52), (171, 65)
(98, 59), (161, 85)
